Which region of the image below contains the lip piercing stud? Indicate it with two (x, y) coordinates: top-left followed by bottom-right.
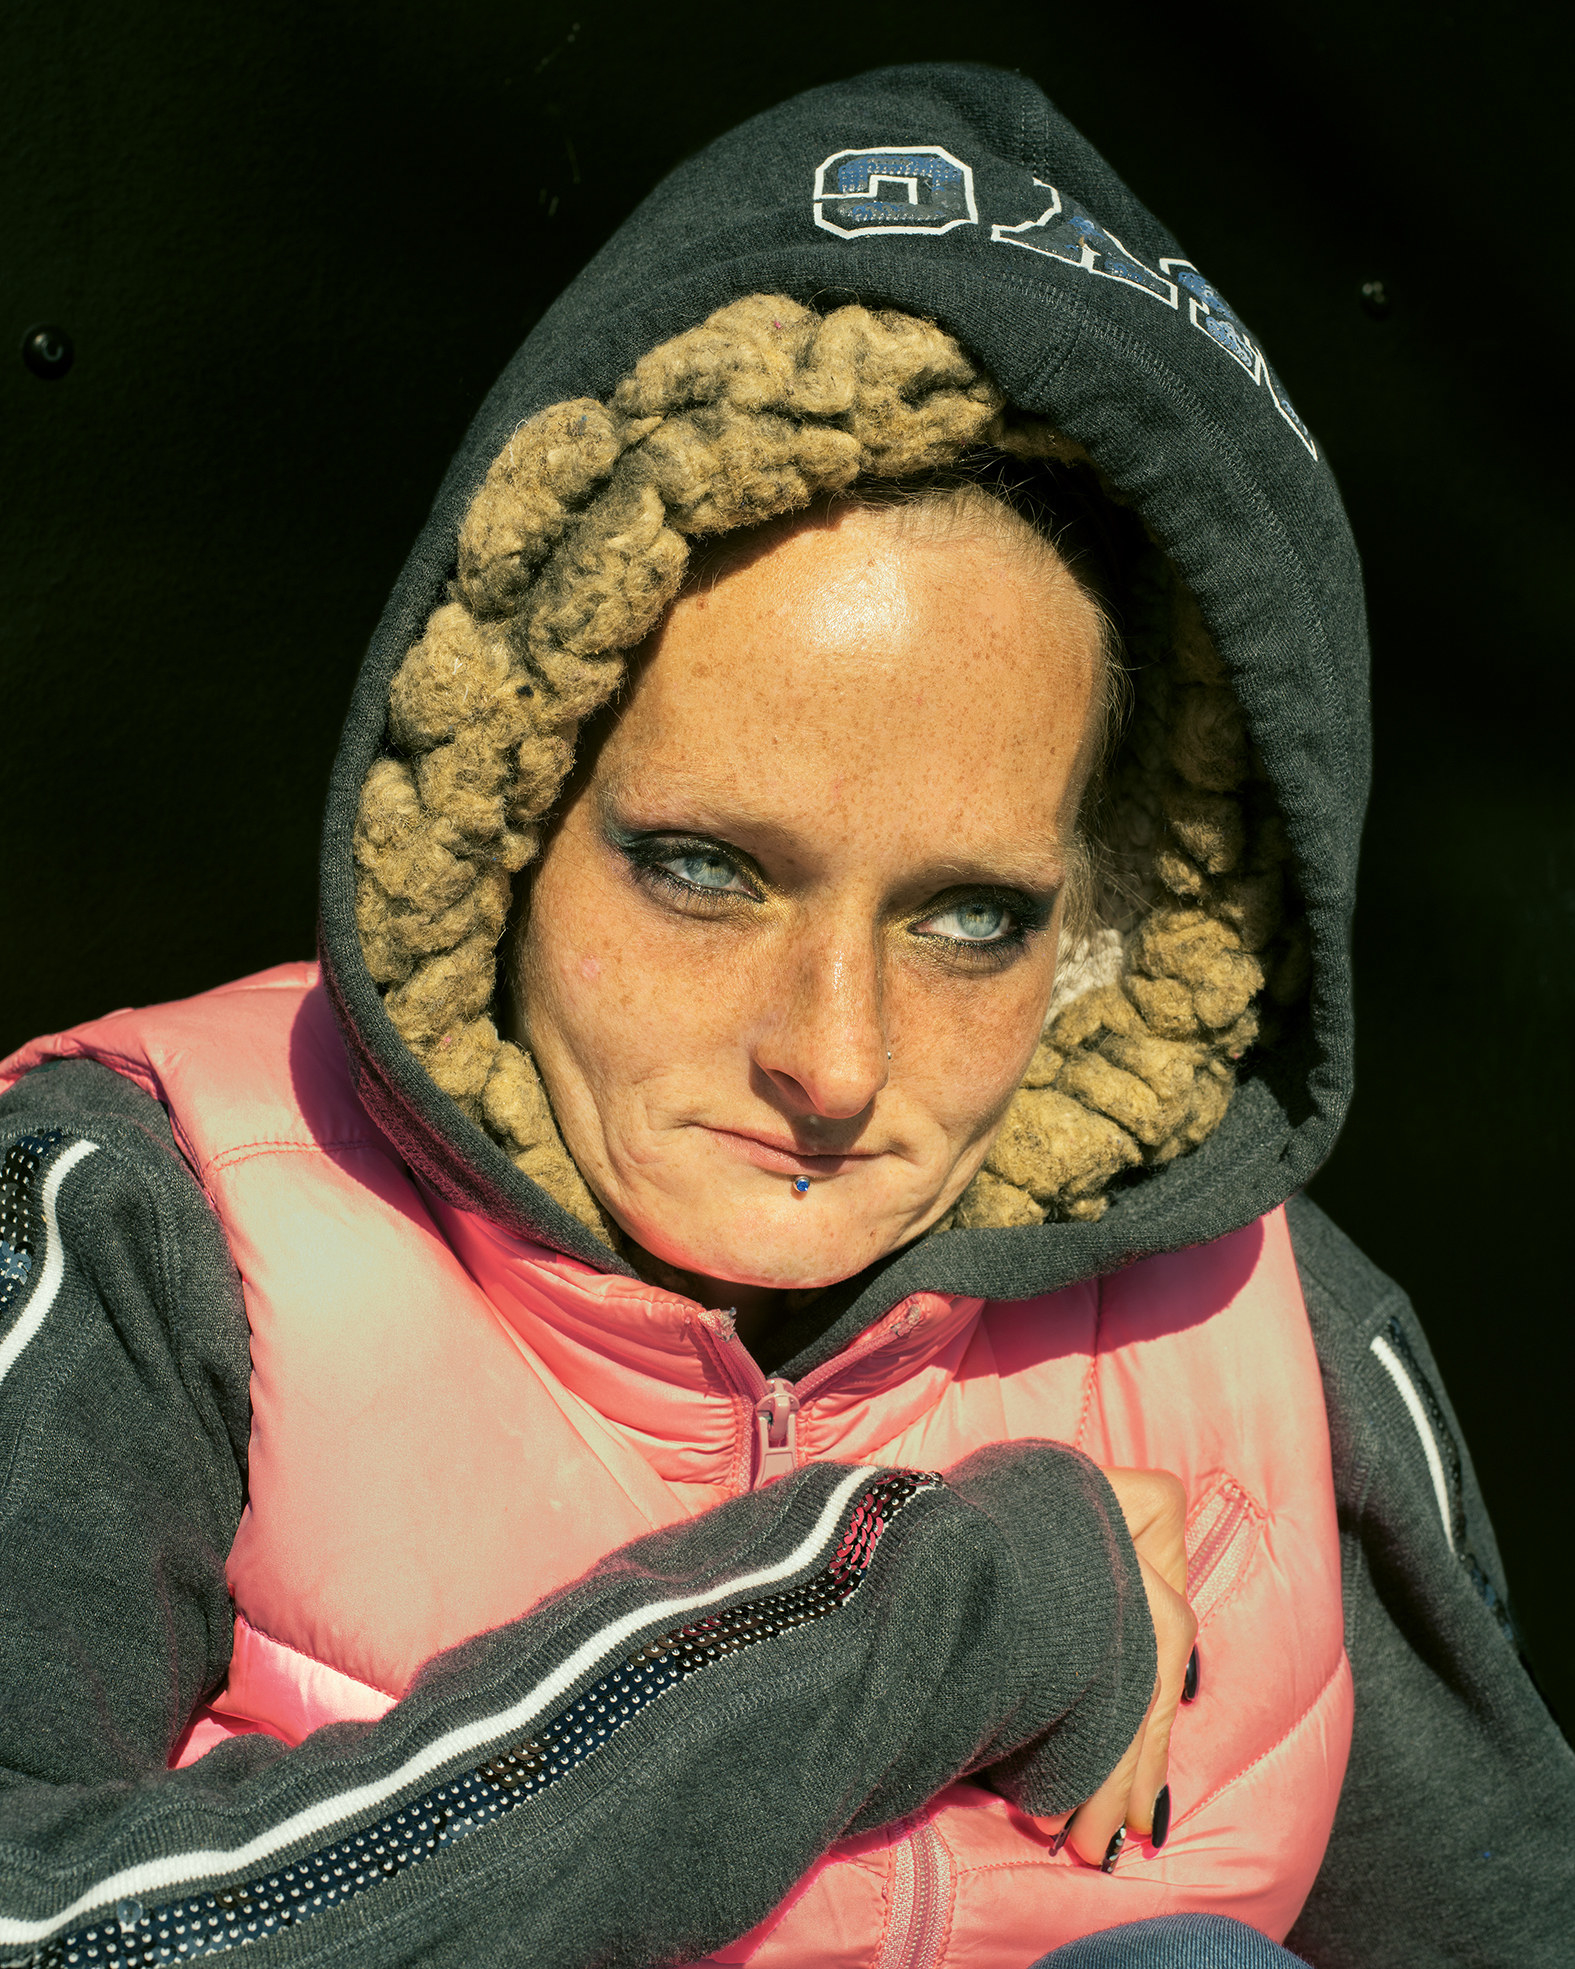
(793, 1177), (811, 1195)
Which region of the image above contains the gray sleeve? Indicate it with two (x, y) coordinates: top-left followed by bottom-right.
(0, 1059), (250, 1783)
(1284, 1192), (1575, 1969)
(0, 1061), (1154, 1969)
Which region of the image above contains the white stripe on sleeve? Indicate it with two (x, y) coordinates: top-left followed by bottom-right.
(1370, 1330), (1454, 1551)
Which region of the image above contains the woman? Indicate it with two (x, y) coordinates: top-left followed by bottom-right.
(1, 62), (1568, 1969)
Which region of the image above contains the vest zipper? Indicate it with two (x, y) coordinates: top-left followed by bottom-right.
(1184, 1477), (1260, 1626)
(696, 1305), (924, 1490)
(753, 1376), (801, 1484)
(874, 1811), (954, 1969)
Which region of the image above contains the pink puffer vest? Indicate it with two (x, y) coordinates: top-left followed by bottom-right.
(3, 964), (1352, 1963)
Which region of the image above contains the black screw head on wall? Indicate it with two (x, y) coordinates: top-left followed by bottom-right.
(1359, 280), (1393, 322)
(21, 323), (75, 379)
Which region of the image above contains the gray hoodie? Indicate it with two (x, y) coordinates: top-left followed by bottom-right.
(1, 62), (1569, 1969)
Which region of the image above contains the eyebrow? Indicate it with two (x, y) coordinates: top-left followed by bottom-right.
(597, 774), (783, 840)
(910, 852), (1068, 893)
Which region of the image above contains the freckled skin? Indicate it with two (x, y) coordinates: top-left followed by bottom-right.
(516, 505), (1101, 1347)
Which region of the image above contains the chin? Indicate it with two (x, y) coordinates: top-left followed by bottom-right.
(624, 1189), (911, 1294)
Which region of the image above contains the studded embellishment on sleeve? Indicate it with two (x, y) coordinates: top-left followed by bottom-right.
(0, 1131), (62, 1325)
(25, 1469), (943, 1967)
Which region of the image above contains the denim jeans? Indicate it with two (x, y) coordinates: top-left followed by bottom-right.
(1030, 1914), (1307, 1967)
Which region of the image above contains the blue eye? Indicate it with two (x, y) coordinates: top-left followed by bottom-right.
(659, 849), (752, 894)
(917, 899), (1012, 943)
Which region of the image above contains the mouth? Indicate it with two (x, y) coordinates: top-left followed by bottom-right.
(699, 1125), (883, 1179)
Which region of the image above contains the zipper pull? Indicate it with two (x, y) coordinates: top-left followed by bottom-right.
(753, 1376), (801, 1486)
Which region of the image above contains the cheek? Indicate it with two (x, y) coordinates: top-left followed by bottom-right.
(520, 843), (740, 1091)
(521, 858), (637, 1077)
(893, 954), (1056, 1143)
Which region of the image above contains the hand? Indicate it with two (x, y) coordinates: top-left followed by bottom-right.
(1039, 1467), (1197, 1867)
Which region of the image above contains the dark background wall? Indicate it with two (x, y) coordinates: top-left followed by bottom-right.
(4, 3), (1570, 1720)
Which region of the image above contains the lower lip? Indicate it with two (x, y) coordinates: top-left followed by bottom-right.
(701, 1127), (879, 1180)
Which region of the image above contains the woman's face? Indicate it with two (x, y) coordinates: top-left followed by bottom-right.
(516, 504), (1102, 1304)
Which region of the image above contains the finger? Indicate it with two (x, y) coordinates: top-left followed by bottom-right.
(1027, 1809), (1074, 1848)
(1126, 1576), (1197, 1837)
(1126, 1674), (1179, 1835)
(1061, 1499), (1195, 1869)
(1104, 1467), (1189, 1595)
(1065, 1713), (1146, 1867)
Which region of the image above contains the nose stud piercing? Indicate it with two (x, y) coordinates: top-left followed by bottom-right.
(793, 1177), (811, 1195)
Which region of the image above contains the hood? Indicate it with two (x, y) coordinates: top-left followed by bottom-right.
(318, 62), (1368, 1376)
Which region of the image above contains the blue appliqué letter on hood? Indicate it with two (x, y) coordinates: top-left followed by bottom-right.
(812, 147), (978, 236)
(992, 179), (1317, 458)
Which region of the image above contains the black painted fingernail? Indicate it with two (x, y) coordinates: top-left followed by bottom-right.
(1049, 1826), (1071, 1856)
(1182, 1646), (1199, 1703)
(1101, 1825), (1126, 1873)
(1150, 1784), (1171, 1850)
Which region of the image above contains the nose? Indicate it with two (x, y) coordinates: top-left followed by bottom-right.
(753, 923), (890, 1121)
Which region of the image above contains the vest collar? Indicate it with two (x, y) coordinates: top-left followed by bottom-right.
(429, 1184), (985, 1489)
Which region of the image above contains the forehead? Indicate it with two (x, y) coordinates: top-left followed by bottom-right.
(599, 508), (1101, 848)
